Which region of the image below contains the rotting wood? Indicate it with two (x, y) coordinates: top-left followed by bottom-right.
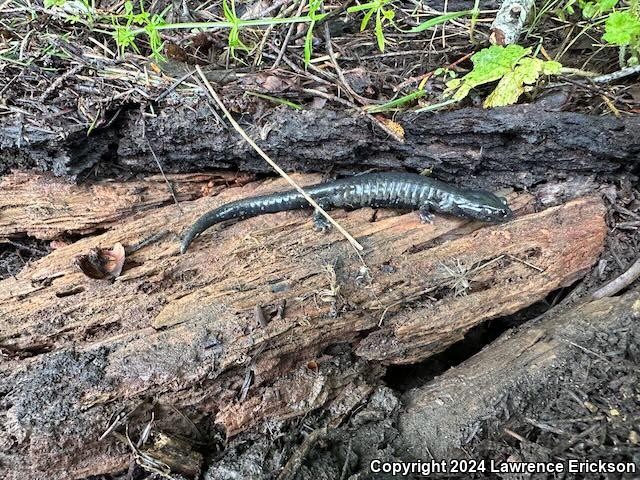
(396, 290), (640, 459)
(0, 175), (606, 479)
(0, 171), (253, 240)
(2, 104), (639, 189)
(490, 0), (535, 45)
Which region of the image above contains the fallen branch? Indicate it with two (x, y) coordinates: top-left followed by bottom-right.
(397, 291), (640, 459)
(7, 105), (640, 189)
(590, 256), (640, 300)
(490, 0), (535, 45)
(0, 184), (607, 478)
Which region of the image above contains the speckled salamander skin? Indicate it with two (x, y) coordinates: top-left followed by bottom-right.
(180, 172), (513, 253)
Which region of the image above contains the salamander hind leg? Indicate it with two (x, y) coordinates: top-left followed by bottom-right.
(313, 209), (332, 232)
(419, 205), (435, 224)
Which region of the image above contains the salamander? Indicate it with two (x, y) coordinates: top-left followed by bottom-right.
(180, 172), (513, 253)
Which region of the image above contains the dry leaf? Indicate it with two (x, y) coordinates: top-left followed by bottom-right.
(75, 242), (126, 280)
(375, 116), (405, 141)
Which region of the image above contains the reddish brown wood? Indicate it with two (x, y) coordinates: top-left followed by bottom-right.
(0, 175), (606, 479)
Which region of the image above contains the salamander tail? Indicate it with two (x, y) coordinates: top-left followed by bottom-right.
(180, 207), (227, 254)
(180, 226), (198, 254)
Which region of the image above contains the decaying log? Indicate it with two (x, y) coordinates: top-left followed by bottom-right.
(0, 171), (252, 240)
(2, 103), (639, 189)
(396, 290), (640, 459)
(0, 175), (606, 479)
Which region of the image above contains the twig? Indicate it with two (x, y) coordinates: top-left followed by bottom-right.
(288, 2), (353, 42)
(377, 285), (438, 326)
(273, 0), (306, 68)
(4, 239), (47, 256)
(192, 75), (227, 126)
(274, 52), (335, 87)
(247, 0), (293, 19)
(154, 70), (195, 102)
(194, 65), (364, 252)
(125, 229), (170, 254)
(339, 439), (352, 480)
(504, 428), (528, 443)
(395, 51), (473, 91)
(39, 64), (84, 101)
(490, 0), (535, 45)
(277, 427), (328, 480)
(145, 137), (181, 211)
(253, 0), (298, 67)
(507, 253), (544, 272)
(590, 257), (640, 301)
(322, 17), (372, 105)
(551, 424), (600, 455)
(564, 340), (611, 363)
(592, 64), (640, 84)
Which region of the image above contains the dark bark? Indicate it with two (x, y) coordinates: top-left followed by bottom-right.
(2, 102), (638, 189)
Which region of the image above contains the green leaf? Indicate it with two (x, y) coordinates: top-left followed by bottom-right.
(347, 2), (377, 12)
(44, 0), (67, 7)
(484, 57), (544, 107)
(308, 0), (323, 19)
(360, 8), (375, 31)
(603, 11), (640, 46)
(443, 44), (562, 108)
(113, 25), (140, 56)
(409, 10), (473, 33)
(304, 19), (315, 65)
(375, 10), (385, 51)
(581, 1), (598, 18)
(302, 0), (323, 65)
(366, 89), (426, 113)
(347, 0), (392, 51)
(580, 0), (616, 18)
(444, 44), (530, 101)
(484, 57), (562, 107)
(245, 91), (303, 110)
(542, 60), (562, 75)
(597, 0), (618, 11)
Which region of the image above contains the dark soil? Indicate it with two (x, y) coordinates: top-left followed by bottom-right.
(470, 322), (640, 480)
(0, 238), (51, 280)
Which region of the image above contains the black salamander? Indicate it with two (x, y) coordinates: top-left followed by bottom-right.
(180, 172), (513, 253)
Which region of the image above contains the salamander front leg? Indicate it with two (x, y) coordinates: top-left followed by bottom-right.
(419, 205), (435, 224)
(313, 208), (332, 232)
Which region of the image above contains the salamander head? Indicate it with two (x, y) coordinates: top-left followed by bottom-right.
(451, 191), (514, 222)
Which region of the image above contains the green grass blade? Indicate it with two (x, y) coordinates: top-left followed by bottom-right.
(245, 91), (303, 109)
(409, 10), (473, 33)
(366, 89), (426, 113)
(414, 98), (457, 112)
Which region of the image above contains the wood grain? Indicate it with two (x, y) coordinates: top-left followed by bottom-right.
(0, 171), (251, 240)
(0, 175), (607, 479)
